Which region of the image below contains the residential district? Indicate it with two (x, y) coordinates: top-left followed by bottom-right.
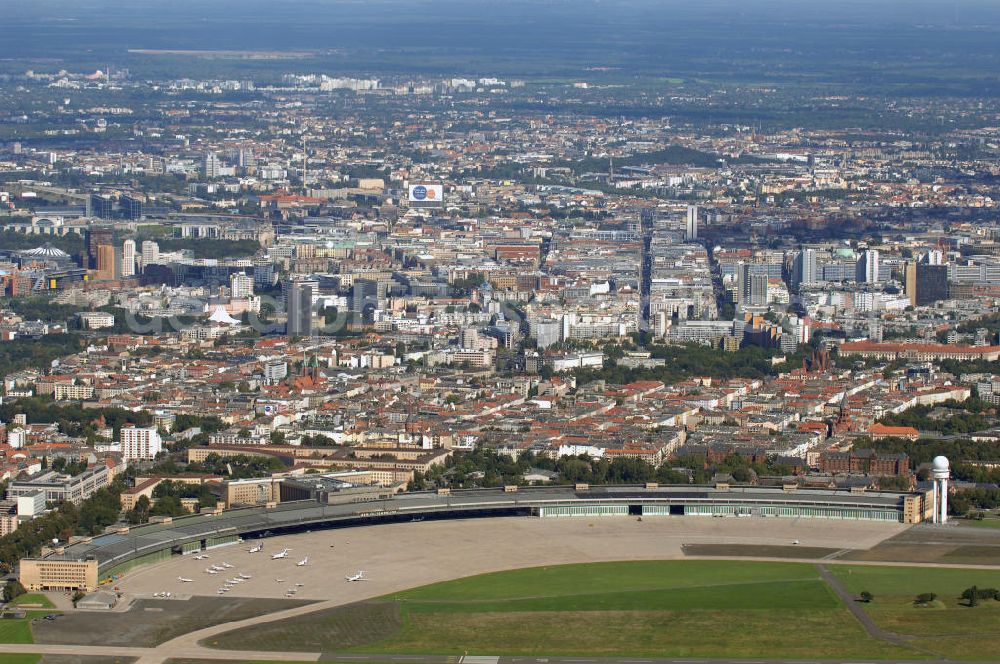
(1, 63), (1000, 602)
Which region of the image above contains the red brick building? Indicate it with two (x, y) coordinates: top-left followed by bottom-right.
(819, 449), (909, 476)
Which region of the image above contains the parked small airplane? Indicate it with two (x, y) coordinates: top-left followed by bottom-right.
(275, 578), (286, 583)
(297, 556), (309, 567)
(345, 570), (368, 582)
(194, 554), (209, 560)
(221, 562), (235, 568)
(239, 573), (252, 579)
(178, 577), (193, 583)
(271, 548), (291, 559)
(205, 569), (218, 574)
(248, 542), (264, 553)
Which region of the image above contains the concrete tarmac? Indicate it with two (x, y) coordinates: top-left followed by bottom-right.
(115, 516), (907, 600)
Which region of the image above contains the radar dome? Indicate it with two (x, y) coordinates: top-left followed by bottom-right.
(932, 456), (950, 472)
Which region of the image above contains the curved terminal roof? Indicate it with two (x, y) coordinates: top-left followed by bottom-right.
(31, 484), (913, 576)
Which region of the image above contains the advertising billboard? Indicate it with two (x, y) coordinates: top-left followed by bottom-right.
(407, 182), (443, 208)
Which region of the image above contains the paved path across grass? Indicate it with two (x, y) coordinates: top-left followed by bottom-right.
(816, 564), (910, 645)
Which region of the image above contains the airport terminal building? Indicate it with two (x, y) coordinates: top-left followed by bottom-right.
(19, 484), (934, 591)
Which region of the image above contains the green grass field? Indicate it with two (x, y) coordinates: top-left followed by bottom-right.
(206, 560), (1000, 659)
(210, 561), (914, 659)
(166, 660), (317, 664)
(0, 607), (62, 646)
(0, 655), (39, 664)
(0, 617), (34, 644)
(830, 565), (1000, 659)
(9, 594), (54, 609)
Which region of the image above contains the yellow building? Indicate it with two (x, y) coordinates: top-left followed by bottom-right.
(20, 557), (98, 592)
(903, 490), (935, 524)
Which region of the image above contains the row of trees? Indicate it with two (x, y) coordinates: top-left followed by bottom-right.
(862, 588), (1000, 607)
(0, 334), (83, 382)
(0, 229), (83, 255)
(407, 448), (800, 491)
(865, 435), (1000, 513)
(0, 296), (80, 325)
(867, 434), (1000, 485)
(185, 453), (287, 479)
(2, 579), (27, 603)
(137, 237), (260, 260)
(0, 482), (124, 572)
(962, 586), (1000, 607)
(124, 480), (218, 524)
(0, 397), (152, 443)
(573, 342), (781, 386)
(878, 397), (994, 436)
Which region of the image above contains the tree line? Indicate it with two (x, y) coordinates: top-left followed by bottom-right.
(0, 397), (152, 442)
(0, 334), (83, 382)
(0, 482), (124, 573)
(878, 398), (994, 436)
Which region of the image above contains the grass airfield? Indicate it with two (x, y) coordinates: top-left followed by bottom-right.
(208, 560), (1000, 660)
(15, 517), (1000, 660)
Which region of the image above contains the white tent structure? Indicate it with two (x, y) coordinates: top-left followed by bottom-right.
(208, 305), (240, 326)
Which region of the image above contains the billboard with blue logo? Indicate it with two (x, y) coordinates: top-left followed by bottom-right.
(407, 182), (443, 208)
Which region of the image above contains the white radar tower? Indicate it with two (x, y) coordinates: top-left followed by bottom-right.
(931, 455), (950, 524)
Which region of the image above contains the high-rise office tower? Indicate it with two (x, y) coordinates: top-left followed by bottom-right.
(231, 272), (254, 298)
(286, 280), (313, 338)
(141, 240), (160, 268)
(253, 260), (275, 289)
(96, 244), (116, 281)
(120, 194), (143, 220)
(855, 249), (879, 284)
(89, 194), (114, 219)
(86, 226), (114, 270)
(792, 248), (817, 288)
(121, 239), (136, 278)
(735, 263), (770, 308)
(203, 152), (221, 179)
(749, 273), (769, 306)
(906, 261), (949, 306)
(685, 205), (698, 241)
(237, 148), (255, 169)
(351, 278), (386, 318)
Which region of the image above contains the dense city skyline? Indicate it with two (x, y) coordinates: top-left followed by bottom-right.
(1, 2), (1000, 663)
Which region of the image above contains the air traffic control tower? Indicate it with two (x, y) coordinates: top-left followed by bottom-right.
(931, 455), (950, 524)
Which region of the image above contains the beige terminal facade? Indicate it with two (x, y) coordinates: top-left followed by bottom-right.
(19, 557), (98, 592)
